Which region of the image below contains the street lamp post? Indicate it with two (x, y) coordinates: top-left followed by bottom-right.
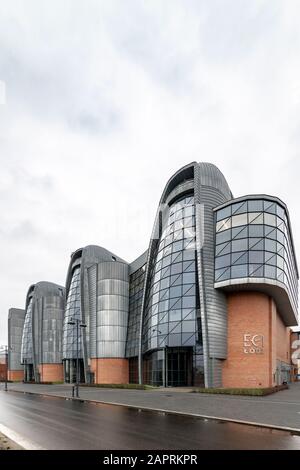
(67, 318), (86, 398)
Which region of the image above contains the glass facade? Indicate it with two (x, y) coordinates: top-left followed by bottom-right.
(126, 265), (146, 359)
(143, 194), (199, 352)
(62, 266), (83, 359)
(215, 198), (298, 313)
(141, 194), (203, 386)
(21, 298), (33, 365)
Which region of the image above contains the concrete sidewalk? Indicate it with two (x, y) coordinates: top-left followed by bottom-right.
(4, 382), (300, 432)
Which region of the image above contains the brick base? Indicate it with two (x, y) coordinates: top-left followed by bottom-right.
(8, 370), (24, 381)
(90, 358), (129, 384)
(39, 364), (64, 382)
(222, 291), (292, 389)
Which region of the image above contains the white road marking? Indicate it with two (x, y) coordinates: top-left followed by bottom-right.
(0, 423), (45, 450)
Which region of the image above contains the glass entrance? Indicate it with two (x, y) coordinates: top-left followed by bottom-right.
(166, 347), (192, 387)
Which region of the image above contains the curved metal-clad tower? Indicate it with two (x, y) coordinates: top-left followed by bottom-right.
(8, 308), (25, 380)
(63, 245), (129, 384)
(138, 162), (233, 387)
(21, 281), (65, 382)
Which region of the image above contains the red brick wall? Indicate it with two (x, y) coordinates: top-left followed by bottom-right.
(8, 370), (24, 381)
(0, 363), (7, 381)
(222, 292), (272, 388)
(39, 364), (64, 382)
(90, 358), (129, 384)
(222, 291), (293, 388)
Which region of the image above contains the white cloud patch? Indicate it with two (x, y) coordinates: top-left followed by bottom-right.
(0, 0), (300, 343)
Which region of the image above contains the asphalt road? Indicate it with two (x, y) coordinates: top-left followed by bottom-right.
(0, 391), (300, 450)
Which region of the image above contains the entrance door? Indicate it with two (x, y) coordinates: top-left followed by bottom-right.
(166, 348), (192, 386)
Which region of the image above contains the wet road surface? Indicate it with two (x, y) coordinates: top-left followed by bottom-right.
(0, 391), (300, 450)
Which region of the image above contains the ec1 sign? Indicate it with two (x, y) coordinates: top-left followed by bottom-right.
(243, 334), (264, 354)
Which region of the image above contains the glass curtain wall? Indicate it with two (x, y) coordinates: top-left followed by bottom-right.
(62, 266), (85, 383)
(21, 298), (34, 382)
(142, 194), (202, 386)
(215, 198), (298, 314)
(126, 265), (146, 383)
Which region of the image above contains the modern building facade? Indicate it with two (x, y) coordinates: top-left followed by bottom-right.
(7, 308), (25, 381)
(62, 245), (129, 384)
(21, 282), (65, 382)
(10, 162), (299, 388)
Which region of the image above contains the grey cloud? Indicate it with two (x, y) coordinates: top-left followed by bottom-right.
(0, 0), (300, 346)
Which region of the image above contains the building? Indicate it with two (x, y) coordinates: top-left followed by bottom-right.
(62, 245), (129, 384)
(7, 308), (25, 381)
(21, 282), (65, 383)
(130, 162), (299, 388)
(0, 353), (7, 382)
(11, 161), (299, 388)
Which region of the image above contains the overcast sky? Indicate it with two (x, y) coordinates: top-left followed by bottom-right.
(1, 0), (300, 345)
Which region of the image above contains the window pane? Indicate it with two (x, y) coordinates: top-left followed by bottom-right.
(183, 272), (195, 284)
(265, 252), (276, 265)
(231, 213), (248, 227)
(169, 309), (181, 321)
(249, 225), (264, 238)
(217, 206), (231, 221)
(182, 321), (195, 333)
(215, 254), (231, 268)
(249, 212), (264, 224)
(171, 263), (182, 275)
(249, 251), (264, 263)
(231, 265), (248, 278)
(232, 226), (248, 239)
(169, 286), (182, 298)
(249, 264), (264, 277)
(216, 242), (231, 256)
(183, 261), (195, 272)
(183, 250), (195, 261)
(249, 238), (264, 250)
(265, 265), (276, 279)
(265, 239), (276, 252)
(264, 201), (276, 214)
(215, 267), (231, 281)
(232, 252), (248, 265)
(248, 200), (263, 212)
(264, 213), (276, 227)
(231, 201), (248, 215)
(216, 230), (231, 244)
(217, 217), (232, 232)
(232, 239), (248, 252)
(182, 297), (196, 308)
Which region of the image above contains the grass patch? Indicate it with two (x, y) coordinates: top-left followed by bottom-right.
(80, 383), (157, 390)
(191, 384), (288, 396)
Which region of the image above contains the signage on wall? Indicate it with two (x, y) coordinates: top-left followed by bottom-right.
(243, 334), (264, 354)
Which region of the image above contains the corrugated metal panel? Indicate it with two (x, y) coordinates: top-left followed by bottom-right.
(98, 262), (128, 281)
(96, 342), (126, 358)
(194, 163), (231, 388)
(97, 310), (128, 327)
(94, 261), (129, 359)
(8, 309), (25, 370)
(97, 279), (128, 296)
(88, 264), (97, 358)
(96, 326), (127, 342)
(97, 295), (129, 311)
(41, 296), (64, 364)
